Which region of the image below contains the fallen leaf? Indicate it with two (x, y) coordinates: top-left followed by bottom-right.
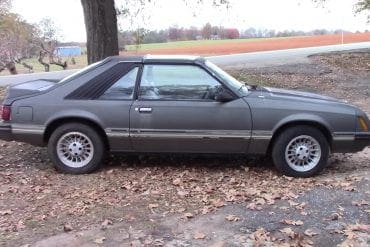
(94, 237), (106, 244)
(213, 199), (226, 208)
(288, 200), (300, 207)
(177, 207), (186, 213)
(281, 219), (304, 226)
(330, 213), (340, 221)
(63, 223), (73, 232)
(255, 198), (266, 205)
(172, 178), (181, 186)
(17, 220), (26, 230)
(352, 200), (369, 207)
(177, 190), (188, 197)
(194, 231), (206, 240)
(209, 241), (226, 247)
(0, 209), (12, 215)
(148, 203), (159, 209)
(184, 212), (193, 219)
(101, 219), (113, 230)
(246, 202), (262, 211)
(280, 227), (295, 239)
(304, 229), (319, 237)
(249, 228), (271, 243)
(225, 214), (240, 222)
(348, 223), (370, 233)
(241, 166), (249, 172)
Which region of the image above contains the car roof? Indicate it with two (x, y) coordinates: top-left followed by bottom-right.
(107, 55), (205, 64)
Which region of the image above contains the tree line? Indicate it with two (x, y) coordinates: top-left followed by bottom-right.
(1, 0), (368, 69)
(118, 23), (360, 49)
(0, 0), (68, 74)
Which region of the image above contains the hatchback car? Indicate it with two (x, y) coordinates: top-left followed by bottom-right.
(0, 55), (369, 177)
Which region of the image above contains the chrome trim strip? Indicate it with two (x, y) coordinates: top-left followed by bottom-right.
(251, 130), (273, 140)
(12, 124), (45, 135)
(105, 128), (130, 138)
(129, 129), (251, 139)
(107, 133), (130, 138)
(333, 132), (355, 141)
(130, 133), (250, 139)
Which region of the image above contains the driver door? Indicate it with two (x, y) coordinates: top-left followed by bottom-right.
(129, 64), (252, 153)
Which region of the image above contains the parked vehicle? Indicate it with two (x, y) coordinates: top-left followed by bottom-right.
(1, 55), (369, 177)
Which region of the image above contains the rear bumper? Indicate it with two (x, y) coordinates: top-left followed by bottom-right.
(0, 122), (45, 146)
(0, 123), (13, 141)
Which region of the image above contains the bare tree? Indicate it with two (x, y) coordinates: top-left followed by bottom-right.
(0, 0), (11, 14)
(0, 12), (38, 74)
(80, 0), (230, 64)
(38, 18), (67, 71)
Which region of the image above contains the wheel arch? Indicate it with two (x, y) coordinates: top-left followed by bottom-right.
(43, 117), (109, 150)
(267, 119), (333, 155)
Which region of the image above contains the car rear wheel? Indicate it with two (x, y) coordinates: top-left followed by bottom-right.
(272, 126), (329, 177)
(48, 123), (105, 174)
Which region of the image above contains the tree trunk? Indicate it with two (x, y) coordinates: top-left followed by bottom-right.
(38, 51), (50, 72)
(6, 62), (17, 75)
(81, 0), (119, 64)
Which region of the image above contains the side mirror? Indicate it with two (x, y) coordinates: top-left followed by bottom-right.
(214, 86), (235, 102)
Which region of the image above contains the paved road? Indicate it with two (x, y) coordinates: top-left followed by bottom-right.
(207, 41), (370, 68)
(1, 42), (369, 87)
(0, 69), (79, 87)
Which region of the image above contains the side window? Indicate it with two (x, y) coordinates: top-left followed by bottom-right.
(99, 67), (138, 100)
(139, 65), (221, 100)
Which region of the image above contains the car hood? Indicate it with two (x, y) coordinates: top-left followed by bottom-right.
(263, 87), (341, 103)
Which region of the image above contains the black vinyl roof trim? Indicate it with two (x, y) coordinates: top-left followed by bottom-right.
(65, 62), (137, 100)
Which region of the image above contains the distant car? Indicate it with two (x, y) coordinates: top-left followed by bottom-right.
(1, 55), (369, 177)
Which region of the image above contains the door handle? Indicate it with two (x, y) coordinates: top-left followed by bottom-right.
(137, 107), (152, 113)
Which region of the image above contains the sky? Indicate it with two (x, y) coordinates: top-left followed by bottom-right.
(11, 0), (370, 42)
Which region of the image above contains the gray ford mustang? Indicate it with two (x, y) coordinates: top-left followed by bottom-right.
(0, 55), (369, 177)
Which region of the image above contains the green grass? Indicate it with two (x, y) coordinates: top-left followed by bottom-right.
(125, 37), (289, 51)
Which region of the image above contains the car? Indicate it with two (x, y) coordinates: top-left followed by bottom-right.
(0, 55), (369, 177)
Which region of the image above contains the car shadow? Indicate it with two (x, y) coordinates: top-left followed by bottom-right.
(104, 153), (274, 170)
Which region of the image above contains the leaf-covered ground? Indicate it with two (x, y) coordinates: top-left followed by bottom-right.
(0, 50), (369, 246)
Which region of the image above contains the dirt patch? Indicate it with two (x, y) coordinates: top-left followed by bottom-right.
(0, 50), (370, 246)
(122, 32), (370, 56)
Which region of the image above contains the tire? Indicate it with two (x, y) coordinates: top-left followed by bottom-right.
(272, 125), (329, 178)
(47, 123), (105, 174)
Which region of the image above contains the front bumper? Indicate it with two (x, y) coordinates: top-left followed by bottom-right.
(328, 132), (370, 153)
(355, 132), (370, 141)
(354, 132), (370, 150)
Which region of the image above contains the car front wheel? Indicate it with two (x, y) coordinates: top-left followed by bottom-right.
(272, 126), (329, 178)
(48, 123), (105, 174)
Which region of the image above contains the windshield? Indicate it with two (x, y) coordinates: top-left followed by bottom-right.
(205, 60), (249, 95)
(58, 60), (103, 84)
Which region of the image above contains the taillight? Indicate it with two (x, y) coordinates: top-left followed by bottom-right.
(1, 105), (11, 121)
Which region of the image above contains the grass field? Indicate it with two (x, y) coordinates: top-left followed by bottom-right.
(124, 37), (287, 51)
(123, 32), (370, 55)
